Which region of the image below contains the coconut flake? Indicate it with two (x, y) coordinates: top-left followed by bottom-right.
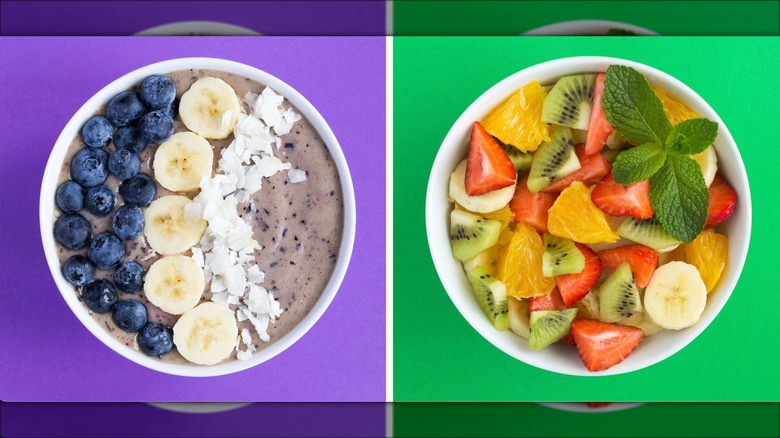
(288, 168), (307, 183)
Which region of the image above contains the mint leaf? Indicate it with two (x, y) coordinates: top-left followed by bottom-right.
(612, 143), (666, 185)
(606, 28), (638, 36)
(603, 65), (672, 145)
(649, 155), (710, 243)
(665, 118), (718, 155)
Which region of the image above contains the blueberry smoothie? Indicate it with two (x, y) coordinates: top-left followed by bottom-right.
(53, 69), (344, 366)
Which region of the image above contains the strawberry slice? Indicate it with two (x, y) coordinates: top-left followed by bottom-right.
(509, 173), (557, 233)
(584, 73), (614, 155)
(570, 319), (644, 372)
(556, 243), (602, 307)
(598, 244), (659, 288)
(586, 402), (612, 409)
(706, 174), (737, 228)
(542, 144), (611, 192)
(465, 122), (517, 196)
(591, 173), (653, 219)
(529, 287), (565, 312)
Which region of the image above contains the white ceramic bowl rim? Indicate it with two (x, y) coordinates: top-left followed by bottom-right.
(426, 56), (751, 376)
(522, 20), (659, 36)
(134, 21), (262, 36)
(39, 57), (356, 377)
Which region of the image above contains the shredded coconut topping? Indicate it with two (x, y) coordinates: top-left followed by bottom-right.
(192, 87), (304, 360)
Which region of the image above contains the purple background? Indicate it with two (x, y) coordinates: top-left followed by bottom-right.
(0, 1), (386, 35)
(0, 37), (386, 402)
(0, 402), (386, 437)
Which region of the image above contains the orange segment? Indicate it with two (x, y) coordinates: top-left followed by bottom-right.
(653, 86), (700, 126)
(547, 181), (619, 244)
(482, 80), (550, 153)
(497, 223), (556, 298)
(672, 230), (728, 293)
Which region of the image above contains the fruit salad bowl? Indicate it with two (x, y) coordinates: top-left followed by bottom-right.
(40, 57), (356, 377)
(426, 56), (751, 376)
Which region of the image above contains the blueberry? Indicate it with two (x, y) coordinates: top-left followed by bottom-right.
(164, 100), (178, 120)
(71, 148), (109, 188)
(106, 91), (146, 127)
(138, 323), (174, 357)
(138, 110), (174, 144)
(118, 173), (156, 207)
(113, 260), (144, 293)
(61, 255), (95, 287)
(87, 232), (125, 270)
(112, 300), (148, 333)
(81, 116), (114, 148)
(108, 149), (141, 180)
(81, 279), (118, 313)
(84, 186), (115, 216)
(139, 75), (176, 110)
(112, 205), (144, 241)
(113, 126), (147, 153)
(55, 181), (85, 213)
(54, 213), (92, 250)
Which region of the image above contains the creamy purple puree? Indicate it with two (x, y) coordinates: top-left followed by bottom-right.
(55, 69), (343, 365)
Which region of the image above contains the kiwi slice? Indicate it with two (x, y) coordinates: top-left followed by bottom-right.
(528, 308), (577, 350)
(497, 139), (534, 171)
(468, 266), (509, 331)
(542, 233), (585, 277)
(617, 217), (682, 252)
(527, 127), (581, 192)
(599, 263), (643, 323)
(450, 209), (501, 261)
(542, 74), (597, 130)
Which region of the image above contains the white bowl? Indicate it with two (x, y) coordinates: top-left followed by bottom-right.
(426, 56), (751, 376)
(40, 57), (356, 377)
(523, 20), (658, 36)
(537, 402), (645, 413)
(134, 21), (262, 36)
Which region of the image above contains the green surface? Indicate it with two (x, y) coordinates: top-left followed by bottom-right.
(393, 1), (780, 35)
(393, 37), (780, 401)
(393, 403), (780, 437)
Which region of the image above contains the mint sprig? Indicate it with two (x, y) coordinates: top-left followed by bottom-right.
(603, 65), (671, 145)
(611, 142), (666, 185)
(666, 118), (718, 155)
(603, 65), (718, 243)
(650, 155), (710, 243)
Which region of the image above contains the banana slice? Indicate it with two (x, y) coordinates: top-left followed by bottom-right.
(154, 132), (214, 192)
(508, 296), (530, 339)
(692, 146), (718, 187)
(462, 246), (500, 277)
(144, 195), (207, 255)
(575, 288), (601, 320)
(644, 261), (707, 330)
(618, 312), (664, 336)
(173, 302), (238, 365)
(179, 77), (241, 139)
(448, 159), (516, 214)
(144, 255), (205, 315)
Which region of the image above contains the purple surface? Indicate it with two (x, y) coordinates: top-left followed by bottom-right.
(0, 402), (387, 437)
(0, 0), (386, 36)
(0, 37), (386, 402)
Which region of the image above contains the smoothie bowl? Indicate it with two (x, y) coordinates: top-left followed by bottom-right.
(426, 56), (750, 376)
(40, 57), (355, 377)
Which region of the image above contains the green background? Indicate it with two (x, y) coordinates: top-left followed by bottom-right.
(393, 1), (780, 35)
(393, 37), (780, 401)
(393, 403), (780, 437)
